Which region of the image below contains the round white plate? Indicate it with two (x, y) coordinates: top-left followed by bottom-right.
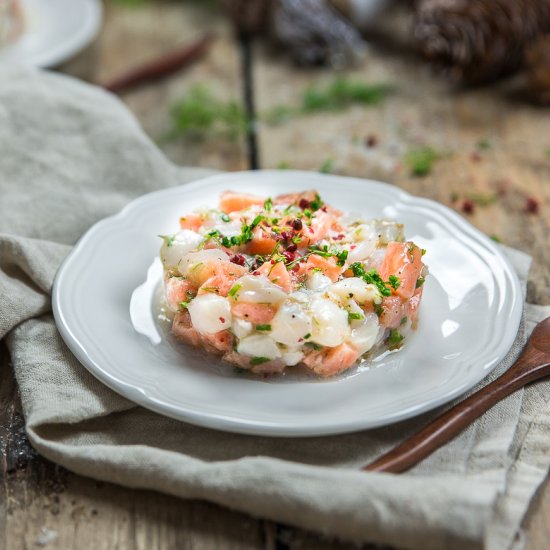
(0, 0), (102, 68)
(52, 171), (523, 437)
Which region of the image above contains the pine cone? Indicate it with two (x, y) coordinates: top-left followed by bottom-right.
(272, 0), (366, 67)
(414, 0), (550, 84)
(525, 34), (550, 104)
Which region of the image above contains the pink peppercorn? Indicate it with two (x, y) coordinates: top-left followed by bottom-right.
(229, 254), (245, 266)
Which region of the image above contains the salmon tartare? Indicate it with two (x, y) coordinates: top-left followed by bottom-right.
(159, 190), (428, 377)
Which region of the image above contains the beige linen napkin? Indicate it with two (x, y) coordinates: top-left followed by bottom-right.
(1, 65), (549, 550)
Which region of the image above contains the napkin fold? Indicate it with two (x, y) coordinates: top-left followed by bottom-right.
(1, 65), (549, 550)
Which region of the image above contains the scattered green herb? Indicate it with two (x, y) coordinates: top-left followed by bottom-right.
(250, 356), (271, 366)
(228, 283), (242, 298)
(159, 234), (175, 247)
(468, 193), (498, 207)
(178, 301), (189, 310)
(277, 161), (291, 170)
(221, 213), (231, 223)
(319, 158), (334, 174)
(302, 78), (392, 112)
(400, 316), (408, 325)
(305, 342), (322, 351)
(310, 193), (324, 211)
(256, 324), (272, 331)
(405, 146), (439, 177)
(388, 275), (401, 290)
(388, 329), (405, 349)
(476, 139), (491, 150)
(490, 234), (502, 243)
(201, 286), (219, 293)
(350, 263), (391, 297)
(348, 312), (364, 321)
(263, 197), (273, 212)
(169, 85), (246, 141)
(416, 277), (425, 288)
(303, 333), (311, 340)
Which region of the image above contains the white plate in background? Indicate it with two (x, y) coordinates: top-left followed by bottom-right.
(0, 0), (102, 68)
(52, 171), (523, 437)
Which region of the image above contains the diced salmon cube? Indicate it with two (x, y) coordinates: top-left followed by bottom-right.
(406, 286), (424, 323)
(379, 242), (423, 300)
(172, 310), (201, 347)
(297, 254), (344, 283)
(165, 277), (197, 312)
(200, 330), (234, 354)
(197, 263), (247, 297)
(179, 213), (203, 232)
(219, 191), (264, 213)
(274, 190), (317, 205)
(302, 342), (359, 378)
(231, 302), (277, 324)
(255, 261), (292, 292)
(246, 226), (278, 255)
(379, 296), (406, 328)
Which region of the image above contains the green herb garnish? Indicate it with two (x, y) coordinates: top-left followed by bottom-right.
(263, 197), (273, 212)
(228, 283), (242, 298)
(221, 213), (231, 223)
(416, 277), (425, 288)
(250, 356), (270, 366)
(348, 312), (364, 321)
(256, 324), (272, 331)
(169, 84), (246, 141)
(350, 263), (391, 297)
(405, 146), (438, 177)
(305, 342), (322, 351)
(387, 329), (405, 349)
(336, 249), (348, 267)
(476, 139), (491, 150)
(310, 193), (324, 211)
(388, 275), (401, 290)
(319, 159), (333, 174)
(159, 234), (175, 247)
(178, 301), (189, 310)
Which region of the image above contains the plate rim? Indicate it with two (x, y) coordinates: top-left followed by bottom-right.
(52, 170), (524, 437)
(0, 0), (103, 68)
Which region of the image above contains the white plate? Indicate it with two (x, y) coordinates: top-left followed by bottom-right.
(52, 171), (523, 437)
(0, 0), (102, 68)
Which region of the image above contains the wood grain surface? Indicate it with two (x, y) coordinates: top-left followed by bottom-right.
(2, 2), (549, 549)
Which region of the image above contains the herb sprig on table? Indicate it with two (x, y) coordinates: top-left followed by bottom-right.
(169, 85), (247, 141)
(265, 77), (393, 125)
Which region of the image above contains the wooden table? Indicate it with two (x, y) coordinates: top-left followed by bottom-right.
(1, 2), (549, 548)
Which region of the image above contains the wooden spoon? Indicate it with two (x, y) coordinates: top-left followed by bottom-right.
(364, 317), (550, 474)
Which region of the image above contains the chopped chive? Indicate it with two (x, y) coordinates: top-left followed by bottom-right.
(303, 333), (311, 339)
(305, 341), (322, 350)
(159, 234), (175, 247)
(263, 197), (273, 212)
(221, 213), (231, 222)
(348, 312), (364, 321)
(388, 275), (401, 290)
(228, 283), (242, 298)
(416, 277), (425, 288)
(256, 324), (272, 331)
(178, 301), (189, 310)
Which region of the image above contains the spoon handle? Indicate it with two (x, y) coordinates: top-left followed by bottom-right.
(363, 341), (550, 474)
